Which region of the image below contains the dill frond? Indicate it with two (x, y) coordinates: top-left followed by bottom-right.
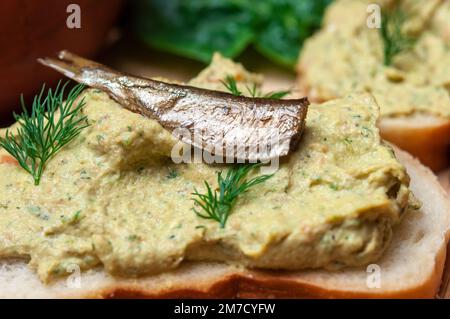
(0, 81), (88, 185)
(192, 163), (273, 228)
(222, 75), (290, 98)
(381, 8), (416, 66)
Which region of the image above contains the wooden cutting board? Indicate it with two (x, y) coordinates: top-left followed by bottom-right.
(101, 39), (450, 298)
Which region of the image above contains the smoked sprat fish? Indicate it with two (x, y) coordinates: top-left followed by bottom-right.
(39, 51), (309, 162)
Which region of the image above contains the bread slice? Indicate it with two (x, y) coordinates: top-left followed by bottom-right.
(0, 147), (448, 299)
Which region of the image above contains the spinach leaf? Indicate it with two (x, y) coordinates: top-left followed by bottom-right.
(133, 0), (256, 62)
(254, 0), (333, 67)
(132, 0), (332, 68)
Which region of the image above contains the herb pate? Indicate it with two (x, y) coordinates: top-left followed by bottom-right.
(0, 56), (412, 283)
(299, 0), (450, 118)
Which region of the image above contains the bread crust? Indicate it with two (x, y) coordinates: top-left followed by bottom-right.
(77, 265), (444, 299)
(439, 169), (450, 194)
(378, 118), (450, 172)
(62, 246), (447, 299)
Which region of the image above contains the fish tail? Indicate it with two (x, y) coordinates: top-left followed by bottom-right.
(38, 50), (121, 87)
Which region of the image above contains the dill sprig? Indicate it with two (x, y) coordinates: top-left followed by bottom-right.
(191, 75), (287, 228)
(0, 81), (88, 185)
(221, 75), (290, 99)
(381, 8), (416, 66)
(221, 75), (242, 96)
(263, 90), (291, 99)
(192, 163), (273, 228)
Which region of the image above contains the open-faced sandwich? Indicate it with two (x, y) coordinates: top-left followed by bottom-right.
(297, 0), (450, 171)
(0, 52), (448, 298)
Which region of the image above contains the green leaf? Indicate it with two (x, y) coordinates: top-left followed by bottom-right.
(191, 163), (273, 228)
(131, 0), (332, 67)
(133, 0), (256, 63)
(254, 0), (333, 68)
(222, 75), (291, 98)
(0, 81), (88, 185)
(221, 75), (243, 96)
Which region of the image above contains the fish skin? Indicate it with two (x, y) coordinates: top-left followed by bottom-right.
(39, 51), (309, 162)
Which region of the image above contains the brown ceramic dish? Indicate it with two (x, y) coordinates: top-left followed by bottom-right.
(0, 0), (122, 126)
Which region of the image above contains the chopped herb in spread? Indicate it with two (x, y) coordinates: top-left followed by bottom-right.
(27, 206), (50, 221)
(167, 169), (179, 179)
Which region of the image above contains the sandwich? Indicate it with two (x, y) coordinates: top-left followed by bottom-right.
(297, 0), (450, 171)
(0, 52), (448, 298)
